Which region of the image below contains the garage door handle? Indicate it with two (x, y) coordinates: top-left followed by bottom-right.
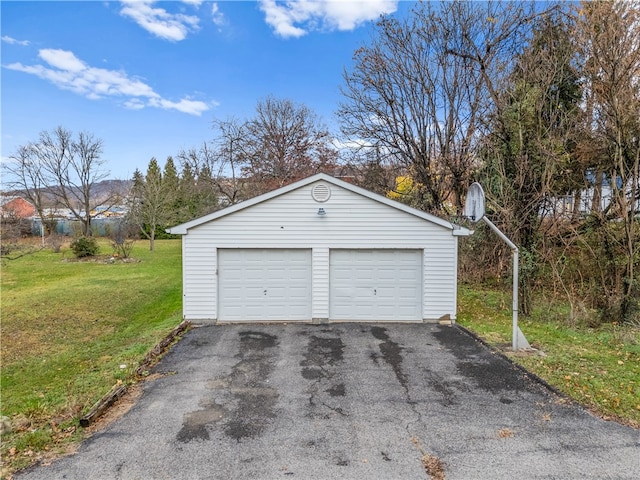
(374, 289), (377, 295)
(264, 289), (267, 295)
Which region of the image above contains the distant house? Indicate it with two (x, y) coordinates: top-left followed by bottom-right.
(91, 206), (127, 218)
(544, 172), (640, 218)
(0, 196), (36, 219)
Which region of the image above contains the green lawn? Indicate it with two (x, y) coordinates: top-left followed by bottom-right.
(457, 285), (640, 427)
(2, 242), (638, 476)
(1, 239), (183, 475)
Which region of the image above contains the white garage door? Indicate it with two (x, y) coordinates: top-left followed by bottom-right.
(330, 249), (422, 321)
(218, 249), (312, 321)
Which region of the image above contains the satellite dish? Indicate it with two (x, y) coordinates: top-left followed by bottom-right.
(464, 182), (485, 222)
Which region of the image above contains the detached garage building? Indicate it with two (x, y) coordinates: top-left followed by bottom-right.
(167, 174), (469, 324)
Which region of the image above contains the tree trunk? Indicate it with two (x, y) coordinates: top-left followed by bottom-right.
(150, 228), (155, 252)
(591, 170), (603, 214)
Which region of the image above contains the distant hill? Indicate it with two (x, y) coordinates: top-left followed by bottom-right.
(1, 179), (133, 207)
(91, 179), (133, 202)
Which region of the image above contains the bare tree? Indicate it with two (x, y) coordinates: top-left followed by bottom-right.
(178, 118), (247, 207)
(6, 127), (117, 236)
(180, 100), (338, 201)
(241, 96), (338, 195)
(3, 143), (51, 232)
(338, 8), (449, 214)
(572, 0), (640, 322)
(338, 1), (542, 214)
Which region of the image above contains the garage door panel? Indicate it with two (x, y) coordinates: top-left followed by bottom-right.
(219, 249), (312, 321)
(330, 250), (422, 321)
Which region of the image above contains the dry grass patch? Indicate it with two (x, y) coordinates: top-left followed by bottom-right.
(421, 454), (446, 480)
(411, 437), (446, 480)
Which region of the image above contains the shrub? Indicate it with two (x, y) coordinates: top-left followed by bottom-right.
(46, 234), (65, 253)
(109, 221), (138, 258)
(70, 236), (99, 258)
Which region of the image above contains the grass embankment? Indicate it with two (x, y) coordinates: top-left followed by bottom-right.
(457, 285), (640, 427)
(1, 239), (183, 475)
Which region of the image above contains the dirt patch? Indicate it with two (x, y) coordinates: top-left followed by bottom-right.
(9, 384), (146, 478)
(411, 437), (446, 480)
(63, 255), (140, 264)
(422, 454), (446, 480)
(497, 428), (515, 438)
(84, 384), (143, 435)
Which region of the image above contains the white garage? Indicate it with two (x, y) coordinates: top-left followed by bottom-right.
(167, 174), (470, 324)
(218, 249), (311, 321)
(329, 249), (422, 321)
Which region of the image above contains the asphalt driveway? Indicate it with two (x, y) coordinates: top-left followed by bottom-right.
(17, 323), (640, 480)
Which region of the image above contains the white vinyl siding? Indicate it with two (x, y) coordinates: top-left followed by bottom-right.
(185, 186), (446, 249)
(181, 236), (216, 321)
(312, 247), (329, 321)
(178, 178), (460, 323)
(218, 249), (311, 321)
(329, 250), (422, 321)
(423, 235), (459, 320)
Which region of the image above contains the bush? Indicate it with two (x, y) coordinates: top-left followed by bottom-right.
(109, 221), (138, 258)
(46, 234), (66, 253)
(70, 236), (99, 258)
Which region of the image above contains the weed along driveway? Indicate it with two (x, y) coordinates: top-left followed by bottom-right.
(17, 324), (639, 480)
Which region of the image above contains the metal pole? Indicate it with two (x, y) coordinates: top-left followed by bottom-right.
(512, 250), (519, 351)
(481, 217), (520, 350)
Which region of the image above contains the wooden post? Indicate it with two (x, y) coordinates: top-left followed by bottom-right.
(79, 384), (127, 427)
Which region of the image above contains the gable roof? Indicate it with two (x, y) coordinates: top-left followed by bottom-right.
(0, 196), (36, 218)
(167, 173), (470, 236)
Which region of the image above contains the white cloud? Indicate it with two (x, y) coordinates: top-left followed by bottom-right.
(123, 99), (146, 110)
(332, 137), (373, 151)
(258, 0), (398, 38)
(38, 48), (86, 72)
(1, 35), (30, 46)
(211, 2), (225, 27)
(149, 97), (213, 116)
(5, 48), (210, 116)
(120, 0), (200, 41)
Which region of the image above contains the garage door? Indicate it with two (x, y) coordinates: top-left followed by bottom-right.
(218, 249), (312, 321)
(330, 249), (422, 321)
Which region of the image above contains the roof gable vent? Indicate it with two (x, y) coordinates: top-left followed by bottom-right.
(311, 183), (331, 203)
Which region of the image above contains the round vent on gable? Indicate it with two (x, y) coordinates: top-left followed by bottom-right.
(311, 183), (331, 203)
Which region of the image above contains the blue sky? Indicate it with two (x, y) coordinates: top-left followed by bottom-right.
(2, 0), (409, 181)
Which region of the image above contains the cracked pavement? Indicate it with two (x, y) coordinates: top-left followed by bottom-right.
(16, 324), (640, 480)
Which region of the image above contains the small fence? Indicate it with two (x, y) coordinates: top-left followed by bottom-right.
(30, 218), (125, 237)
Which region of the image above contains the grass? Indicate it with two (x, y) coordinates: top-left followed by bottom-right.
(457, 284), (640, 427)
(1, 239), (183, 476)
